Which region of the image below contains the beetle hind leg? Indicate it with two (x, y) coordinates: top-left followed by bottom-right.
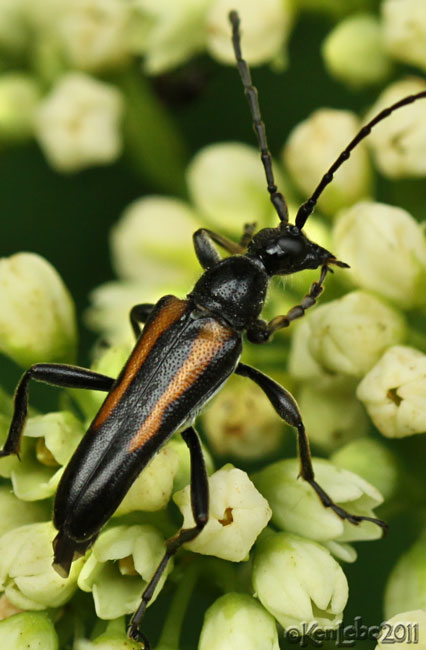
(128, 426), (208, 644)
(236, 362), (388, 534)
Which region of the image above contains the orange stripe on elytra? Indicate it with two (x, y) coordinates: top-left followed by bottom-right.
(92, 297), (188, 430)
(128, 319), (233, 452)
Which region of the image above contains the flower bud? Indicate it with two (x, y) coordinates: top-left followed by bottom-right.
(0, 74), (41, 142)
(132, 0), (211, 75)
(173, 464), (271, 561)
(356, 345), (426, 438)
(0, 485), (49, 538)
(0, 522), (82, 610)
(331, 438), (399, 501)
(187, 143), (288, 234)
(283, 109), (372, 216)
(252, 531), (348, 629)
(382, 0), (426, 72)
(376, 610), (426, 650)
(58, 0), (132, 73)
(384, 531), (426, 618)
(322, 14), (392, 88)
(0, 612), (58, 650)
(201, 374), (285, 460)
(253, 458), (383, 545)
(0, 253), (77, 366)
(4, 411), (85, 501)
(114, 442), (180, 515)
(206, 0), (293, 66)
(334, 201), (426, 309)
(110, 196), (199, 286)
(77, 524), (171, 619)
(75, 630), (140, 650)
(365, 78), (426, 178)
(35, 73), (123, 173)
(199, 593), (279, 650)
(308, 291), (406, 377)
(288, 319), (325, 380)
(296, 376), (369, 451)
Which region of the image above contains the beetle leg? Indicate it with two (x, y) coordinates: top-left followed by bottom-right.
(0, 364), (114, 458)
(130, 303), (154, 338)
(246, 265), (329, 343)
(235, 362), (388, 534)
(128, 426), (208, 643)
(193, 226), (255, 271)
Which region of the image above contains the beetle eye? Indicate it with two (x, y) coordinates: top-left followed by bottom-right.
(278, 236), (306, 258)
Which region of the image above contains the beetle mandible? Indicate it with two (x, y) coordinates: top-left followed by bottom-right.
(1, 9), (426, 648)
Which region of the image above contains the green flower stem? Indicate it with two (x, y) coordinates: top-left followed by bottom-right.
(155, 561), (201, 650)
(116, 65), (187, 197)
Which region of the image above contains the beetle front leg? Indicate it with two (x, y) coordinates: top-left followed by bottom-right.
(128, 426), (208, 644)
(247, 265), (329, 343)
(193, 225), (255, 271)
(0, 364), (114, 458)
(130, 303), (154, 338)
(235, 362), (387, 533)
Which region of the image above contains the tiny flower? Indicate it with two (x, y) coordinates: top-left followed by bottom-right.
(296, 376), (369, 451)
(199, 592), (279, 650)
(356, 345), (426, 438)
(0, 253), (77, 367)
(113, 443), (180, 515)
(0, 612), (58, 650)
(3, 411), (85, 501)
(35, 73), (123, 173)
(376, 610), (426, 650)
(132, 0), (211, 75)
(288, 318), (325, 380)
(187, 143), (288, 234)
(252, 531), (348, 629)
(253, 458), (383, 546)
(382, 0), (426, 72)
(58, 0), (132, 72)
(322, 14), (391, 88)
(365, 78), (426, 178)
(110, 196), (199, 286)
(201, 374), (285, 460)
(77, 524), (171, 619)
(283, 109), (372, 216)
(331, 438), (399, 501)
(75, 627), (140, 650)
(308, 291), (406, 377)
(384, 531), (426, 618)
(0, 522), (82, 610)
(0, 74), (41, 141)
(85, 281), (155, 347)
(334, 201), (426, 309)
(0, 485), (49, 538)
(173, 464), (271, 561)
(206, 0), (293, 66)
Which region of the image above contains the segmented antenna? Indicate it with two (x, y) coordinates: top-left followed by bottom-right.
(295, 90), (426, 229)
(229, 10), (289, 223)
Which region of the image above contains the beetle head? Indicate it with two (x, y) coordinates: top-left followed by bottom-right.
(247, 222), (347, 276)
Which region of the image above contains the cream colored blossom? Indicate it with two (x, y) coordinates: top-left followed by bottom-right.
(357, 346), (426, 438)
(383, 0), (426, 72)
(366, 78), (426, 178)
(35, 73), (123, 172)
(283, 109), (372, 216)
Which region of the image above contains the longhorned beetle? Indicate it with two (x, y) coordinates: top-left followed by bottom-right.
(1, 10), (426, 648)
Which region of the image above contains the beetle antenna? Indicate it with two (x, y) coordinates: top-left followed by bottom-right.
(295, 90), (426, 229)
(229, 10), (289, 223)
